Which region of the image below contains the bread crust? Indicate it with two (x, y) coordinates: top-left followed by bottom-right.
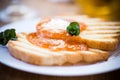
(7, 16), (120, 66)
(8, 33), (109, 66)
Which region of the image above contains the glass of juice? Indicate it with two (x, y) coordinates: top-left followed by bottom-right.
(75, 0), (120, 21)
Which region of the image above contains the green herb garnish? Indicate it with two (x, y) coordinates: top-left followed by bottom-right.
(67, 22), (80, 36)
(0, 29), (17, 46)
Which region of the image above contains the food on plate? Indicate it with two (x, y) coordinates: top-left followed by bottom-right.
(6, 16), (120, 66)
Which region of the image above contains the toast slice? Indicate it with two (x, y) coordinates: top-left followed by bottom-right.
(7, 16), (120, 66)
(80, 26), (120, 51)
(55, 15), (120, 50)
(55, 15), (120, 26)
(8, 33), (109, 66)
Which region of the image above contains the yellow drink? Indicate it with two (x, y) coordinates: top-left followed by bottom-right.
(76, 0), (120, 21)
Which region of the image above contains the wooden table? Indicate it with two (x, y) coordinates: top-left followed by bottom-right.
(0, 0), (120, 80)
(0, 63), (120, 80)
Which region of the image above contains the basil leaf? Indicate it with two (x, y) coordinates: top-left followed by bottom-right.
(67, 22), (80, 36)
(0, 29), (17, 46)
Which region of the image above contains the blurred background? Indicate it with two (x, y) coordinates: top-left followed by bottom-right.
(0, 0), (120, 27)
(0, 0), (78, 26)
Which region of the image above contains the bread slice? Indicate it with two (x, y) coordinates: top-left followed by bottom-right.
(80, 26), (120, 51)
(8, 33), (109, 66)
(55, 15), (120, 26)
(55, 15), (120, 50)
(7, 16), (120, 66)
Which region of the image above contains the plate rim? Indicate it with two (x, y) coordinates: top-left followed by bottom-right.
(0, 19), (120, 76)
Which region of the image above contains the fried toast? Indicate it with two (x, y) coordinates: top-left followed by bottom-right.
(8, 16), (120, 66)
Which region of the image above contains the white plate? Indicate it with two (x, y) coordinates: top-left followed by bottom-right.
(0, 19), (120, 76)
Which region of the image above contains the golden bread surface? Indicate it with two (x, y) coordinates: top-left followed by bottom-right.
(8, 15), (120, 66)
(8, 33), (109, 66)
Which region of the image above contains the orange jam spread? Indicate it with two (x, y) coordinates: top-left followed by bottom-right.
(27, 18), (88, 51)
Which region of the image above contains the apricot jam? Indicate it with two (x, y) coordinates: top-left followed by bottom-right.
(27, 19), (88, 51)
(27, 33), (88, 51)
